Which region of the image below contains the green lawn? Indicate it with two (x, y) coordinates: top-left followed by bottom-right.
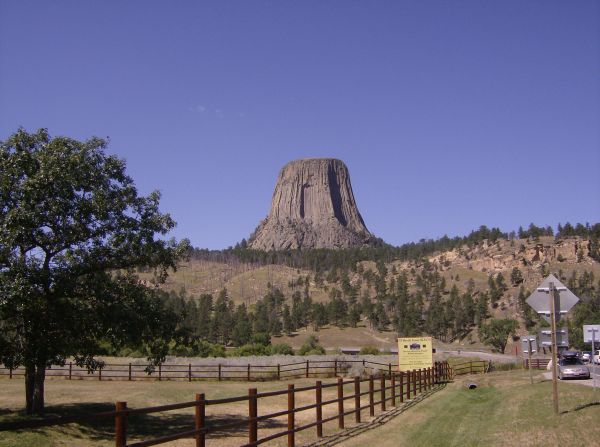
(342, 370), (600, 447)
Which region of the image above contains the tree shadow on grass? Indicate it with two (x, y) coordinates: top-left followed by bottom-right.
(2, 402), (286, 443)
(561, 401), (600, 415)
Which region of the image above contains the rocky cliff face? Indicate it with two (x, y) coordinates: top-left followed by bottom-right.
(249, 158), (376, 250)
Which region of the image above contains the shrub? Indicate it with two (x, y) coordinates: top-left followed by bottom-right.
(251, 332), (271, 346)
(298, 335), (326, 355)
(231, 343), (271, 357)
(359, 346), (381, 355)
(270, 344), (294, 355)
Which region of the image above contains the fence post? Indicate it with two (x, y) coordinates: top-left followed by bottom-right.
(288, 384), (295, 447)
(69, 362), (72, 380)
(195, 393), (205, 447)
(391, 373), (396, 407)
(306, 360), (309, 378)
(337, 377), (344, 429)
(115, 401), (127, 447)
(334, 359), (338, 377)
(406, 370), (411, 400)
(400, 372), (404, 403)
(9, 367), (12, 379)
(249, 388), (258, 444)
(128, 363), (132, 381)
(158, 364), (162, 381)
(388, 363), (392, 378)
(354, 376), (361, 423)
(380, 375), (386, 411)
(189, 364), (192, 382)
(248, 364), (251, 381)
(413, 369), (417, 396)
(99, 366), (102, 381)
(369, 375), (374, 416)
(218, 364), (222, 381)
(277, 364), (281, 381)
(316, 380), (323, 437)
(418, 369), (422, 394)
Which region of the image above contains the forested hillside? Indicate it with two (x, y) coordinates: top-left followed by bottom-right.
(145, 223), (600, 355)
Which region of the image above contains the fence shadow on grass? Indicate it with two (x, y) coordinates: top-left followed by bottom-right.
(2, 402), (286, 443)
(561, 401), (600, 415)
(304, 383), (447, 447)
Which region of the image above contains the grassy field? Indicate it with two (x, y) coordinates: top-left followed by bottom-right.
(341, 369), (600, 447)
(4, 368), (596, 447)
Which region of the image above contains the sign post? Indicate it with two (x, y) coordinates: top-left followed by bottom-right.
(526, 274), (580, 416)
(522, 335), (537, 385)
(584, 325), (600, 392)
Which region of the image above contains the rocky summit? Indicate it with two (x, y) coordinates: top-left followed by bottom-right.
(249, 158), (377, 250)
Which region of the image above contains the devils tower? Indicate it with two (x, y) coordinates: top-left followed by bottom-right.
(249, 158), (376, 250)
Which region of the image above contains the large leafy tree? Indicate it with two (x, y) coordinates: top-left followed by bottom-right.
(0, 129), (188, 414)
(479, 318), (518, 353)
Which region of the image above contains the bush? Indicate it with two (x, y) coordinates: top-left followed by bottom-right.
(359, 346), (381, 355)
(298, 335), (326, 355)
(251, 332), (271, 346)
(230, 343), (271, 357)
(270, 344), (294, 355)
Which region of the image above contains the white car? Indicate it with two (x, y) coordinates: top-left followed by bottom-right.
(594, 350), (600, 364)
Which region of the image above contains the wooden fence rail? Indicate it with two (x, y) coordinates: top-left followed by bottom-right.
(0, 359), (406, 382)
(522, 358), (551, 369)
(450, 360), (490, 378)
(0, 362), (452, 447)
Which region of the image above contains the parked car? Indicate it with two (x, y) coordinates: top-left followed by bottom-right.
(593, 350), (600, 364)
(558, 352), (590, 380)
(581, 351), (592, 363)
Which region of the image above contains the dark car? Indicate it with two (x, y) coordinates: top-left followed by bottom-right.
(558, 352), (590, 380)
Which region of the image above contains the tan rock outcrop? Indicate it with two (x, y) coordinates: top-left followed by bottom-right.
(249, 158), (376, 250)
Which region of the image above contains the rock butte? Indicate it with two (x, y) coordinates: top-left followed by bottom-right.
(249, 158), (377, 250)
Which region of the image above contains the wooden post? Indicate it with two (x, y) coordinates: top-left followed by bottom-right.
(388, 363), (392, 378)
(247, 364), (251, 382)
(399, 372), (404, 403)
(391, 373), (396, 407)
(380, 376), (386, 411)
(369, 375), (375, 416)
(115, 401), (127, 447)
(306, 360), (309, 378)
(69, 362), (72, 380)
(99, 366), (102, 381)
(334, 359), (338, 377)
(418, 369), (422, 394)
(413, 370), (417, 396)
(218, 364), (222, 381)
(354, 376), (361, 423)
(316, 380), (323, 437)
(158, 364), (162, 381)
(189, 364), (192, 382)
(128, 363), (132, 381)
(248, 388), (258, 444)
(9, 367), (12, 379)
(195, 393), (205, 447)
(337, 377), (344, 429)
(288, 384), (295, 447)
(277, 364), (281, 381)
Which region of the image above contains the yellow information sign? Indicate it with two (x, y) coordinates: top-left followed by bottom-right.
(397, 337), (433, 372)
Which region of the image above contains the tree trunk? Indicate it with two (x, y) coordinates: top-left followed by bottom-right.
(32, 362), (46, 415)
(25, 363), (35, 415)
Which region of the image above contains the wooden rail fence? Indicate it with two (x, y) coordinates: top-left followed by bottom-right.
(0, 359), (408, 382)
(0, 362), (452, 447)
(522, 358), (551, 369)
(450, 360), (490, 377)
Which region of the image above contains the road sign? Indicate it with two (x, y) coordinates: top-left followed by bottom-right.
(583, 325), (600, 343)
(526, 274), (579, 322)
(539, 328), (568, 348)
(521, 336), (538, 353)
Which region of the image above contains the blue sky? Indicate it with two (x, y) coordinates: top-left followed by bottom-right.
(1, 1), (599, 249)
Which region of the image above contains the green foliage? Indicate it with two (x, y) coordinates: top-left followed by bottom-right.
(230, 343), (272, 356)
(359, 346), (381, 355)
(298, 335), (326, 355)
(479, 318), (518, 353)
(270, 343), (294, 355)
(0, 128), (188, 414)
(251, 332), (272, 346)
